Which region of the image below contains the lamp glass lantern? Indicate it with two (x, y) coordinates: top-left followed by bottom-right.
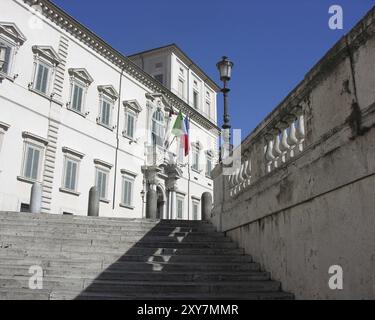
(216, 56), (234, 82)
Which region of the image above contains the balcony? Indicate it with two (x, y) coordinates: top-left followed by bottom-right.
(145, 144), (177, 167)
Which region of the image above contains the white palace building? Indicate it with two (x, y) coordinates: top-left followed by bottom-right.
(0, 0), (221, 219)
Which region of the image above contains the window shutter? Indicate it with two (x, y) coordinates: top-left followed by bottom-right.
(77, 86), (83, 111)
(65, 160), (72, 189)
(70, 162), (77, 190)
(36, 64), (44, 92)
(0, 45), (11, 74)
(41, 65), (49, 93)
(31, 149), (40, 180)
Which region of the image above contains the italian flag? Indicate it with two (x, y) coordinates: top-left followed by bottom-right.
(172, 111), (189, 156)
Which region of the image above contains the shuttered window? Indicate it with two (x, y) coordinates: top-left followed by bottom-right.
(23, 143), (42, 180)
(100, 99), (111, 126)
(0, 42), (11, 74)
(176, 197), (184, 219)
(122, 176), (134, 207)
(34, 62), (50, 94)
(193, 201), (199, 220)
(71, 83), (84, 112)
(96, 169), (108, 200)
(125, 112), (135, 139)
(63, 158), (78, 191)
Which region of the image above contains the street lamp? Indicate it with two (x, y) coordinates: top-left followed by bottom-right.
(217, 56), (234, 130)
(217, 56), (234, 161)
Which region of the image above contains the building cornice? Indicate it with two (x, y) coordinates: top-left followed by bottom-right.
(128, 43), (222, 92)
(22, 0), (220, 135)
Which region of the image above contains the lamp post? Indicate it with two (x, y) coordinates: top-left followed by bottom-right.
(217, 56), (234, 161)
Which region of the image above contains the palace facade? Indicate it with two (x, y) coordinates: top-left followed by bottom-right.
(0, 0), (220, 219)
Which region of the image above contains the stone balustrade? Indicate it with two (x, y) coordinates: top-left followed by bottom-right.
(226, 104), (306, 198)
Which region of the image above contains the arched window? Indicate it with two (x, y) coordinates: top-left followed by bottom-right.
(152, 109), (164, 146)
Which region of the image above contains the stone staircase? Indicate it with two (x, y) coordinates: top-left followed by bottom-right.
(0, 212), (293, 300)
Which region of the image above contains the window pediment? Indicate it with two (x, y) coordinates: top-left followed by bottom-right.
(22, 131), (48, 146)
(205, 149), (214, 157)
(123, 100), (142, 114)
(192, 141), (203, 150)
(121, 168), (137, 177)
(68, 68), (94, 85)
(94, 159), (113, 169)
(32, 45), (61, 65)
(0, 22), (26, 45)
(62, 146), (85, 159)
(97, 85), (119, 100)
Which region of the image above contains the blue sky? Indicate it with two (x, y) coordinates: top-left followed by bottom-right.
(53, 0), (374, 138)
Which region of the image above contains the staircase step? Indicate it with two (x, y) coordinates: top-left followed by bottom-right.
(1, 245), (245, 255)
(0, 250), (252, 263)
(0, 212), (293, 300)
(0, 231), (230, 242)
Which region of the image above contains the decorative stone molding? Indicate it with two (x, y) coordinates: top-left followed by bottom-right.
(121, 168), (138, 177)
(62, 146), (84, 159)
(0, 121), (10, 133)
(32, 45), (61, 65)
(0, 21), (27, 45)
(94, 159), (113, 169)
(22, 131), (48, 146)
(123, 99), (142, 114)
(97, 85), (119, 100)
(68, 68), (94, 85)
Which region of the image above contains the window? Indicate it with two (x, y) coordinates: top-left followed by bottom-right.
(192, 201), (199, 220)
(192, 147), (200, 171)
(205, 91), (211, 117)
(71, 83), (84, 112)
(178, 78), (184, 98)
(23, 143), (42, 181)
(152, 109), (165, 147)
(122, 176), (134, 207)
(176, 196), (184, 219)
(19, 132), (48, 183)
(177, 137), (184, 163)
(206, 153), (213, 177)
(100, 98), (112, 127)
(0, 122), (10, 156)
(0, 22), (27, 78)
(123, 100), (142, 141)
(31, 46), (61, 96)
(60, 147), (84, 195)
(193, 90), (199, 109)
(97, 85), (119, 129)
(125, 112), (135, 139)
(154, 74), (163, 84)
(63, 157), (78, 191)
(67, 68), (93, 115)
(34, 61), (50, 94)
(96, 168), (109, 200)
(0, 41), (12, 75)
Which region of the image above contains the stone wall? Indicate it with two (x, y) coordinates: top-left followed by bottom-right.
(211, 7), (375, 299)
